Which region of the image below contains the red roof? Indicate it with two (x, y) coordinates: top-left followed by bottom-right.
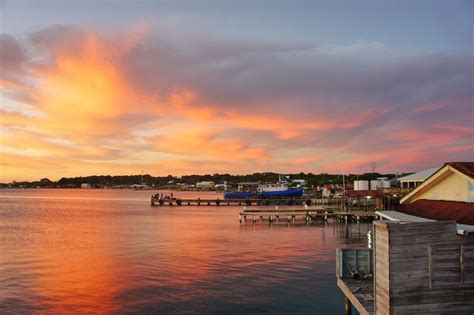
(346, 190), (384, 198)
(397, 199), (474, 225)
(447, 162), (474, 179)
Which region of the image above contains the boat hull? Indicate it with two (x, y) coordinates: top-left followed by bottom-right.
(224, 192), (254, 199)
(259, 188), (304, 198)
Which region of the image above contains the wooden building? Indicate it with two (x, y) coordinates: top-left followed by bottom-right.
(337, 219), (474, 314)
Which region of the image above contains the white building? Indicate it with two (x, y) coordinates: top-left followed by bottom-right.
(398, 167), (440, 188)
(196, 181), (215, 189)
(80, 183), (91, 189)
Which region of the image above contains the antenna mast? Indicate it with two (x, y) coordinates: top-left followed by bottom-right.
(371, 162), (376, 173)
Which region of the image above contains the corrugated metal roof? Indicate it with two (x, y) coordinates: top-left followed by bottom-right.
(376, 210), (435, 222)
(397, 199), (474, 225)
(398, 167), (440, 182)
(376, 210), (474, 235)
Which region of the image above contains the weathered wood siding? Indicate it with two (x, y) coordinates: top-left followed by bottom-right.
(374, 221), (390, 314)
(336, 248), (373, 278)
(374, 220), (474, 314)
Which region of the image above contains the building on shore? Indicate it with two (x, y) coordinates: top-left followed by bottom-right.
(400, 162), (474, 204)
(379, 161), (474, 233)
(195, 181), (215, 190)
(346, 189), (385, 209)
(337, 162), (474, 314)
(322, 184), (353, 198)
(80, 183), (91, 189)
(398, 166), (440, 188)
(237, 182), (260, 192)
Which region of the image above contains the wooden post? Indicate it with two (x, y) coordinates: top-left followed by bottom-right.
(344, 296), (352, 315)
(428, 245), (433, 289)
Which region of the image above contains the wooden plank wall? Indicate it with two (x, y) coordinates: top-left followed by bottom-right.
(374, 221), (390, 315)
(374, 220), (474, 314)
(336, 248), (373, 278)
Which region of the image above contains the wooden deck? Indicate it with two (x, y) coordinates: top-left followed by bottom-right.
(337, 278), (374, 315)
(239, 206), (331, 223)
(150, 197), (312, 206)
(336, 248), (374, 314)
(239, 206), (378, 223)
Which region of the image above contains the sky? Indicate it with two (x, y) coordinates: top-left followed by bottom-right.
(0, 0), (473, 181)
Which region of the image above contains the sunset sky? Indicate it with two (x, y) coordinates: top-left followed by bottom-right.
(0, 0), (473, 181)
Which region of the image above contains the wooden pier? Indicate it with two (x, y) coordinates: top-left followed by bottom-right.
(334, 210), (379, 223)
(239, 206), (378, 224)
(239, 206), (332, 223)
(150, 197), (313, 207)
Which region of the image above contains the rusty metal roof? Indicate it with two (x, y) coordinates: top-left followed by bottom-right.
(447, 162), (474, 179)
(396, 199), (474, 225)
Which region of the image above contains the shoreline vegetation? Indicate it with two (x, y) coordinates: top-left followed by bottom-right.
(2, 171), (410, 189)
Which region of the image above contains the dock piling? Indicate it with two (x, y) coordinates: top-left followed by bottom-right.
(344, 296), (352, 315)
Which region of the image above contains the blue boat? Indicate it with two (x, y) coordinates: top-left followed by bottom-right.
(225, 176), (304, 199)
(224, 191), (254, 199)
(259, 187), (304, 198)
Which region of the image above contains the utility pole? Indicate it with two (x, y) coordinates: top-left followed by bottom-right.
(342, 172), (346, 211)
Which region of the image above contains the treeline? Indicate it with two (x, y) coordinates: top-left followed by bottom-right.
(2, 172), (409, 189)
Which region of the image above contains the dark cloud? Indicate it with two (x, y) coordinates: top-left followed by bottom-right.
(0, 33), (28, 85)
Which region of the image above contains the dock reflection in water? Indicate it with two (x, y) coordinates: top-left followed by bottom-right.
(0, 189), (371, 313)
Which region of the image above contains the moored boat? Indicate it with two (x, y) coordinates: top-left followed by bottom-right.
(259, 187), (304, 198)
(223, 191), (254, 199)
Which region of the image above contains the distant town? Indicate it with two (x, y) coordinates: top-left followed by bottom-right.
(1, 171), (411, 190)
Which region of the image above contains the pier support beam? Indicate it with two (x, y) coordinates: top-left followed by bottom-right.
(344, 296), (352, 315)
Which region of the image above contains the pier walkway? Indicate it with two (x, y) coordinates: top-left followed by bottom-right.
(239, 206), (331, 223)
(239, 206), (378, 223)
(151, 197), (313, 207)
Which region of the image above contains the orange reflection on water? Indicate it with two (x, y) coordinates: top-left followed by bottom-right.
(0, 189), (372, 313)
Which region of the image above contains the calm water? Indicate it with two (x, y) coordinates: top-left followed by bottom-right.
(0, 189), (371, 314)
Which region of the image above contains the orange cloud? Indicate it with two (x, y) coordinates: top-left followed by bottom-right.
(1, 26), (472, 181)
